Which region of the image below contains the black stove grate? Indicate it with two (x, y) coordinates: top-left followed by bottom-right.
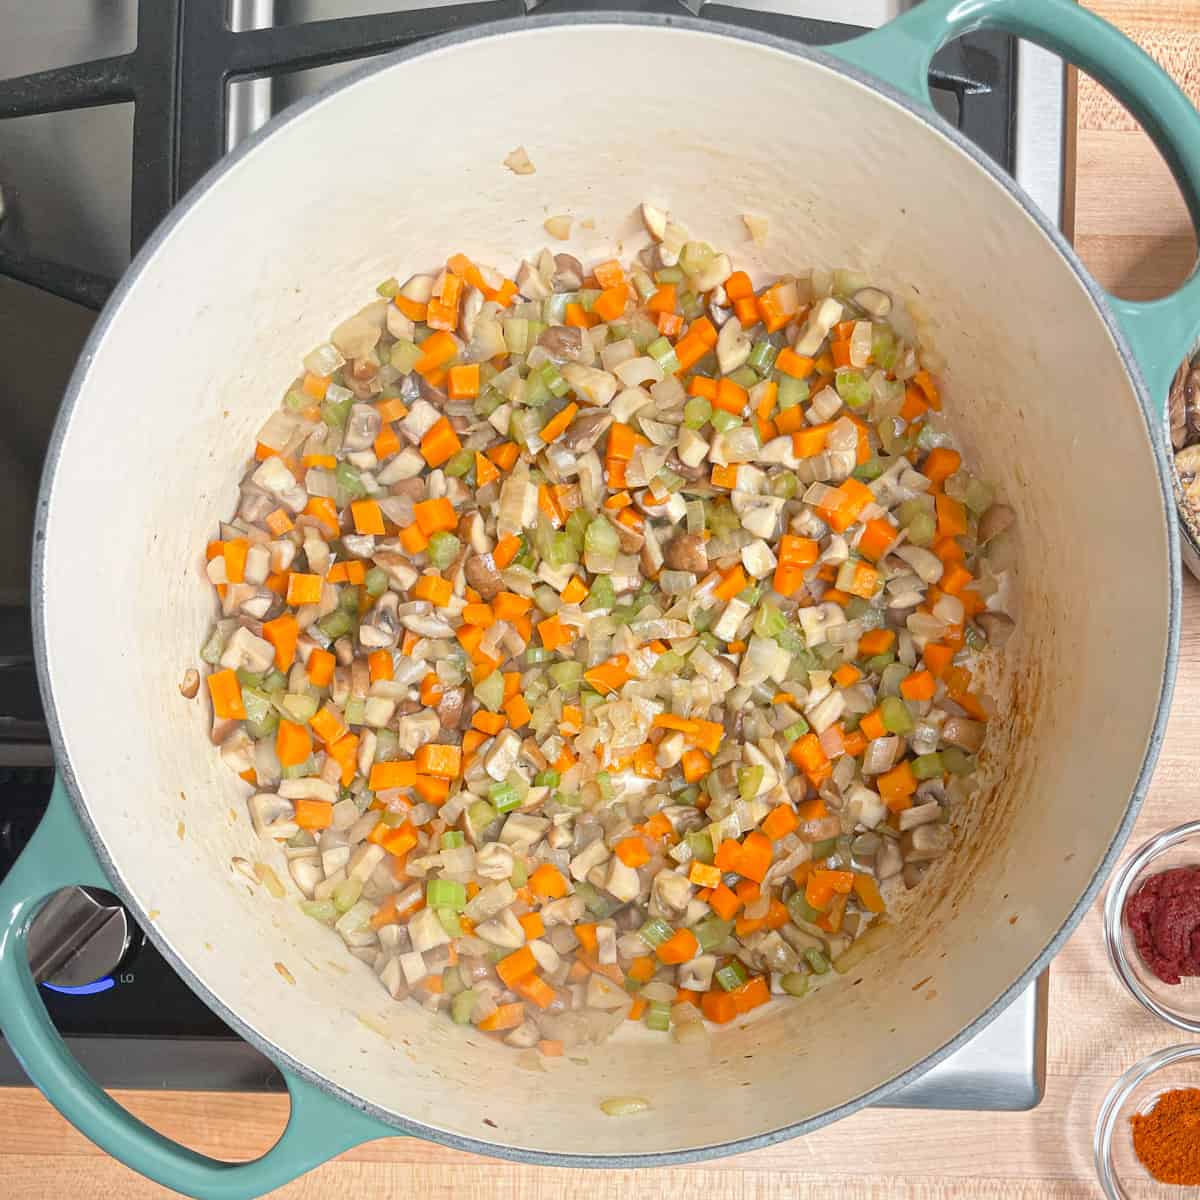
(0, 0), (1015, 312)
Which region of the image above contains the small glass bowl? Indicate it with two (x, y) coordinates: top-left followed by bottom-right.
(1095, 1044), (1200, 1197)
(1104, 820), (1200, 1031)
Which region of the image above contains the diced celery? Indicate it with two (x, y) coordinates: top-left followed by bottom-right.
(912, 752), (945, 780)
(502, 318), (529, 355)
(236, 668), (266, 688)
(263, 669), (288, 692)
(787, 892), (820, 926)
(548, 660), (582, 689)
(907, 510), (936, 547)
(282, 693), (319, 724)
(655, 266), (685, 285)
(376, 277), (399, 298)
(770, 471), (799, 499)
(710, 409), (741, 434)
(428, 531), (461, 570)
(284, 388), (309, 412)
(441, 830), (466, 849)
(489, 780), (520, 814)
(321, 391), (353, 429)
(541, 362), (570, 398)
(564, 508), (589, 549)
(318, 610), (354, 640)
(871, 326), (897, 370)
(811, 837), (837, 860)
(783, 719), (810, 743)
(445, 449), (474, 479)
(965, 478), (995, 515)
(437, 908), (464, 938)
(457, 804), (494, 846)
(509, 858), (528, 888)
(241, 687), (274, 727)
(595, 771), (614, 803)
(684, 396), (712, 429)
(653, 650), (685, 675)
(365, 567), (388, 597)
(753, 602), (787, 639)
(451, 989), (477, 1025)
(344, 697), (365, 726)
(853, 456), (886, 482)
(389, 339), (422, 375)
(524, 647), (551, 666)
(647, 336), (681, 375)
(577, 880), (618, 918)
(301, 899), (337, 923)
(687, 830), (715, 865)
(777, 376), (809, 409)
(865, 651), (896, 673)
(781, 972), (810, 997)
(695, 915), (733, 953)
(878, 696), (912, 729)
(638, 917), (674, 948)
(282, 759), (315, 780)
(523, 371), (551, 409)
(475, 387), (506, 418)
(836, 370), (872, 409)
(729, 366), (759, 390)
(646, 1000), (671, 1032)
(547, 532), (579, 567)
(535, 769), (561, 788)
(715, 960), (748, 992)
(333, 877), (363, 913)
(674, 784), (701, 807)
(475, 671), (505, 712)
(747, 340), (777, 373)
(804, 947), (831, 975)
(585, 516), (619, 559)
(737, 766), (764, 802)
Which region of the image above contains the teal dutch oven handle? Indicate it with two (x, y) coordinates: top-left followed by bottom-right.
(0, 778), (391, 1199)
(827, 0), (1200, 410)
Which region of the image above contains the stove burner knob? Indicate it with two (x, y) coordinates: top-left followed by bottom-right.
(27, 887), (133, 989)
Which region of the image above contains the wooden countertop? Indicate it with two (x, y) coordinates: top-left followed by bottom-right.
(4, 3), (1199, 1196)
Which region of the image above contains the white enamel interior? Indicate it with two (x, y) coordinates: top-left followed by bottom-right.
(39, 23), (1170, 1159)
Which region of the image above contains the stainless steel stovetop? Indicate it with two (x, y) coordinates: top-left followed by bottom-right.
(0, 0), (1061, 1109)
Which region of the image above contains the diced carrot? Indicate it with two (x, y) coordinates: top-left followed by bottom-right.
(900, 669), (936, 701)
(366, 649), (394, 684)
(935, 492), (968, 538)
(286, 572), (323, 607)
(713, 377), (748, 415)
(775, 348), (814, 378)
(757, 283), (797, 333)
(264, 508), (294, 536)
(940, 561), (974, 596)
(293, 799), (333, 831)
(833, 664), (862, 689)
(309, 706), (347, 746)
(497, 946), (538, 987)
(701, 990), (739, 1024)
(350, 499), (386, 536)
(415, 743), (461, 779)
(689, 861), (722, 888)
(517, 912), (546, 941)
(627, 956), (657, 985)
(790, 423), (830, 458)
(730, 975), (770, 1015)
(607, 423), (637, 461)
(858, 628), (896, 657)
(478, 1002), (526, 1033)
(304, 496), (340, 537)
(615, 837), (650, 868)
(529, 864), (568, 899)
(818, 478), (875, 533)
(513, 973), (556, 1010)
(710, 463), (738, 491)
(206, 669), (246, 720)
(582, 655), (630, 695)
(913, 369), (941, 410)
(689, 375), (718, 400)
(420, 416), (463, 468)
(503, 694), (532, 729)
(413, 574), (453, 607)
(275, 720), (312, 768)
(302, 372), (331, 400)
(657, 928), (699, 965)
(680, 748), (711, 783)
(368, 761), (417, 790)
(398, 523), (428, 555)
(447, 363), (480, 401)
(646, 283), (677, 314)
(573, 923), (598, 956)
(307, 647), (336, 687)
(536, 614), (573, 652)
(593, 259), (626, 290)
(858, 708), (888, 741)
(708, 882), (742, 921)
(539, 401), (579, 445)
(853, 873), (887, 914)
(714, 564), (747, 602)
(845, 561), (880, 600)
(260, 613), (298, 671)
(761, 804), (799, 841)
(592, 286), (627, 323)
(858, 517), (898, 563)
(877, 760), (918, 812)
(413, 329), (457, 375)
(413, 776), (450, 806)
(326, 733), (359, 787)
(724, 271), (754, 301)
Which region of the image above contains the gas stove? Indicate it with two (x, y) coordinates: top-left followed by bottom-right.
(0, 0), (1057, 1108)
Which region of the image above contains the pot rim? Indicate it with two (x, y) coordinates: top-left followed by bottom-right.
(30, 11), (1181, 1166)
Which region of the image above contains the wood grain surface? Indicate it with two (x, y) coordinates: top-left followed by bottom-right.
(3, 2), (1198, 1196)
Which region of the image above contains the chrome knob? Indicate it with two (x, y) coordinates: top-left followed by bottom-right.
(27, 886), (133, 988)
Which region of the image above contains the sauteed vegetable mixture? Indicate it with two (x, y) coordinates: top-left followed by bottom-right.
(200, 206), (1016, 1052)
